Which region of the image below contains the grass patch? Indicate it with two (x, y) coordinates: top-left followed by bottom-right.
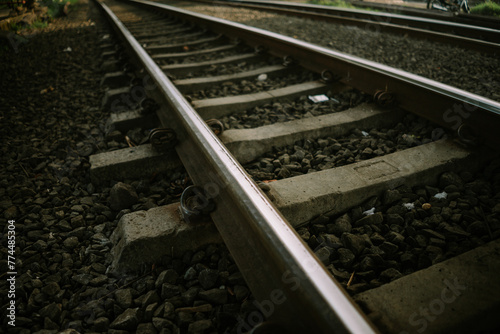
(307, 0), (384, 11)
(470, 1), (500, 16)
(9, 18), (47, 31)
(307, 0), (358, 9)
(32, 20), (48, 29)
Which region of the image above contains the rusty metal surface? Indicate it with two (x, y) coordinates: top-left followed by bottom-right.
(99, 0), (379, 332)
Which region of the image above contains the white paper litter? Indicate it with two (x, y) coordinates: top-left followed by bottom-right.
(308, 94), (329, 103)
(362, 131), (369, 137)
(363, 207), (375, 216)
(257, 74), (267, 81)
(63, 47), (72, 52)
(434, 191), (448, 199)
(403, 203), (415, 210)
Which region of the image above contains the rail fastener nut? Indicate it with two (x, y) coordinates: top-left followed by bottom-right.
(205, 119), (224, 136)
(179, 185), (216, 223)
(139, 97), (159, 115)
(373, 89), (396, 107)
(149, 128), (177, 151)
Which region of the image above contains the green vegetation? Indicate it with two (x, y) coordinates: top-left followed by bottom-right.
(307, 0), (358, 9)
(9, 18), (46, 31)
(2, 0), (78, 33)
(470, 1), (500, 16)
(9, 22), (21, 30)
(307, 0), (384, 12)
(42, 0), (79, 18)
(31, 19), (48, 28)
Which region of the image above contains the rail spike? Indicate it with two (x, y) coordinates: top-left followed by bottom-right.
(457, 123), (481, 147)
(254, 45), (268, 55)
(321, 70), (337, 83)
(282, 55), (295, 67)
(139, 97), (159, 115)
(205, 119), (224, 136)
(373, 89), (396, 107)
(179, 185), (216, 223)
(149, 128), (177, 151)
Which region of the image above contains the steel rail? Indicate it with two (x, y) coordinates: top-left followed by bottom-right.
(127, 0), (500, 149)
(98, 0), (378, 333)
(195, 0), (500, 50)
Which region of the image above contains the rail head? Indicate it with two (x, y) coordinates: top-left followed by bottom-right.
(98, 0), (378, 333)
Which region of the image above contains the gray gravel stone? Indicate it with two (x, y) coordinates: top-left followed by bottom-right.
(109, 182), (139, 211)
(38, 303), (62, 322)
(161, 283), (183, 299)
(182, 286), (200, 305)
(41, 282), (60, 296)
(338, 248), (356, 267)
(163, 302), (175, 320)
(63, 236), (79, 249)
(314, 246), (331, 266)
(155, 269), (179, 288)
(136, 322), (158, 334)
(110, 308), (141, 331)
(72, 274), (93, 286)
(328, 213), (352, 235)
(341, 233), (370, 256)
(184, 266), (197, 281)
(199, 288), (228, 305)
(115, 289), (134, 309)
(380, 268), (403, 282)
(142, 290), (161, 308)
(198, 269), (219, 289)
(188, 319), (213, 334)
(152, 317), (176, 331)
(94, 317), (110, 332)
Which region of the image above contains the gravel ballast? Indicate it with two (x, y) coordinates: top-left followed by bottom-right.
(166, 0), (500, 102)
(244, 114), (438, 181)
(187, 68), (319, 100)
(221, 88), (370, 129)
(299, 165), (500, 295)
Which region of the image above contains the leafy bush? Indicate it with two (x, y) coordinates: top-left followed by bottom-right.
(41, 0), (78, 18)
(470, 1), (500, 16)
(42, 0), (66, 17)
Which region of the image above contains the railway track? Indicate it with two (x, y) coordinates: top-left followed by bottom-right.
(209, 0), (500, 30)
(186, 0), (500, 54)
(89, 0), (500, 332)
(347, 0), (500, 29)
